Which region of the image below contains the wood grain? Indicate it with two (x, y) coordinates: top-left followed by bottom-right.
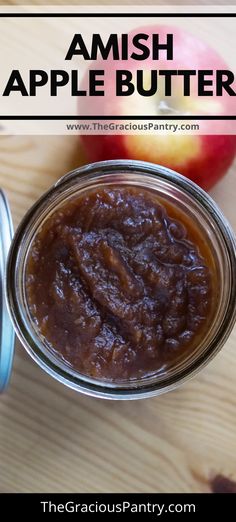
(0, 3), (236, 494)
(0, 1), (234, 6)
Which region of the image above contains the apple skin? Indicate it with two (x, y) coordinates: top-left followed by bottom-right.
(80, 134), (236, 191)
(80, 26), (236, 190)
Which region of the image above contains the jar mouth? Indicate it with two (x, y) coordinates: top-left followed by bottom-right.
(6, 160), (236, 399)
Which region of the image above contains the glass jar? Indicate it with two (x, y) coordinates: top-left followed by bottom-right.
(6, 160), (236, 399)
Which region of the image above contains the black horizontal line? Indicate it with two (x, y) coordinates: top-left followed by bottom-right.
(0, 13), (235, 18)
(0, 116), (235, 121)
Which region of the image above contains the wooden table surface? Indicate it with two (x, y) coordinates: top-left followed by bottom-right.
(0, 2), (236, 494)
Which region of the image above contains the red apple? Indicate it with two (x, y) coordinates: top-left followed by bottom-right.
(80, 25), (236, 190)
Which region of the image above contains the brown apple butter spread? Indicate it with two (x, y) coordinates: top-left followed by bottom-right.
(26, 186), (215, 381)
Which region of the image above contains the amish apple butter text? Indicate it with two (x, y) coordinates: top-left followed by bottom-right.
(26, 186), (214, 381)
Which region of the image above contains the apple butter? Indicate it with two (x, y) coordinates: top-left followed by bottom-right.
(26, 186), (215, 381)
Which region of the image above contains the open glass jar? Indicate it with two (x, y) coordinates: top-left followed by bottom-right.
(5, 160), (236, 399)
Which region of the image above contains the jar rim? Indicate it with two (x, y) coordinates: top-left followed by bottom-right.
(6, 160), (236, 399)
